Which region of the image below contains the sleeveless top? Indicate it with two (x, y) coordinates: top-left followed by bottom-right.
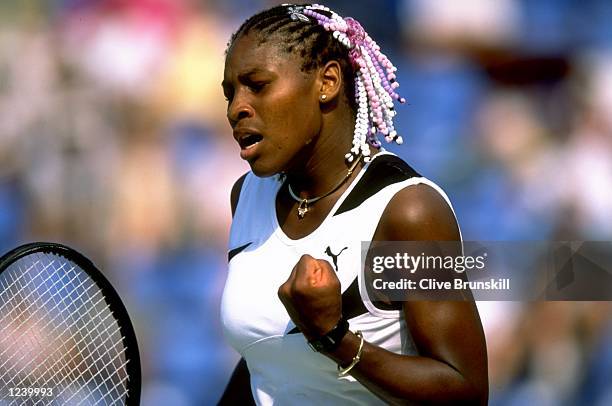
(221, 151), (459, 405)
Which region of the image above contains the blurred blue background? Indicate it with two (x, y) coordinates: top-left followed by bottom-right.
(0, 0), (611, 404)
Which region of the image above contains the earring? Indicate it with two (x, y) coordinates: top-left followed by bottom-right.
(320, 94), (327, 101)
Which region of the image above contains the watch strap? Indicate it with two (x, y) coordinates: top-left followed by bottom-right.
(307, 317), (349, 352)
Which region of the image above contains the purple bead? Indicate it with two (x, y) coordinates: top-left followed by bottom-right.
(370, 139), (382, 148)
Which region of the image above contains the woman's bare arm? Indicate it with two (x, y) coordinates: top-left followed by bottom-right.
(279, 184), (488, 405)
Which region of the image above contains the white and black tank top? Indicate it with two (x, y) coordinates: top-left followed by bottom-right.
(221, 151), (459, 405)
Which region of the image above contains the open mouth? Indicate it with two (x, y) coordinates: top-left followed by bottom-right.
(239, 133), (263, 149)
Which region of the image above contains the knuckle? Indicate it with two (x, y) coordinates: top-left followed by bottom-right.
(297, 254), (313, 267)
(278, 283), (289, 298)
(319, 259), (334, 270)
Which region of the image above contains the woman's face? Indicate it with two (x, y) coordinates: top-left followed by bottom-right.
(223, 33), (322, 177)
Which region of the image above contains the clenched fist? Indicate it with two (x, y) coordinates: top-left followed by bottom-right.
(278, 254), (342, 340)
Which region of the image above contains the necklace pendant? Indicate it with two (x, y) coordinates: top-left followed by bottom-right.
(297, 199), (309, 219)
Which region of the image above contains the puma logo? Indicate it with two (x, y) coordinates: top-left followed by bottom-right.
(325, 246), (348, 272)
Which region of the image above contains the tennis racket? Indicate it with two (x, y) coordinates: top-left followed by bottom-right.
(0, 242), (140, 405)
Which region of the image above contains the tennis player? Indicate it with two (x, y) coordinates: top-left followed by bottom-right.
(220, 4), (488, 404)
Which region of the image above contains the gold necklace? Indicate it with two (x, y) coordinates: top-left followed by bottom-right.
(287, 155), (362, 219)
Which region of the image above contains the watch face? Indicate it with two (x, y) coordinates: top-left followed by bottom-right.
(308, 318), (349, 352)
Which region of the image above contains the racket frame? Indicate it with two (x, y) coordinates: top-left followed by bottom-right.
(0, 242), (141, 406)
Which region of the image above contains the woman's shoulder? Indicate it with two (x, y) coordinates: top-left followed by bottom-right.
(360, 152), (460, 242)
(380, 183), (460, 241)
(230, 172), (283, 217)
(377, 181), (461, 242)
(230, 172), (249, 217)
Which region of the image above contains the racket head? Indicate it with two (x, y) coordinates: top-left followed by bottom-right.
(0, 242), (141, 405)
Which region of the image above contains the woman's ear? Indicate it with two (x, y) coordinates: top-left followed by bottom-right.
(318, 60), (342, 103)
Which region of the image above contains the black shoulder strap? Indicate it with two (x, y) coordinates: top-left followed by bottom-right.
(334, 154), (420, 216)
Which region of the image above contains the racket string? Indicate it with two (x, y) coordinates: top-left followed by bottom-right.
(0, 262), (83, 352)
(0, 259), (68, 330)
(13, 300), (116, 390)
(0, 265), (94, 373)
(63, 346), (129, 405)
(3, 279), (124, 403)
(31, 255), (128, 404)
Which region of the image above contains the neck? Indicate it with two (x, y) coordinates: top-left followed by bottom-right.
(285, 110), (357, 198)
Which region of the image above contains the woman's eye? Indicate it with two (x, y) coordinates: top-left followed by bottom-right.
(249, 82), (267, 93)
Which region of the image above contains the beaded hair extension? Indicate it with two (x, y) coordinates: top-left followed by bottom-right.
(227, 3), (405, 163)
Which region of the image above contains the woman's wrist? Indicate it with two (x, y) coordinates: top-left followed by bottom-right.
(321, 329), (365, 367)
(306, 316), (349, 352)
(338, 331), (364, 376)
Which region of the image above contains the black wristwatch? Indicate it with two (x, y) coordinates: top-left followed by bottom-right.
(307, 317), (349, 352)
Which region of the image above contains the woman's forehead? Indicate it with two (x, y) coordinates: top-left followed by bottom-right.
(225, 33), (302, 77)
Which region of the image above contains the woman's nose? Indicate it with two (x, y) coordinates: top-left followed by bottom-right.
(227, 95), (254, 126)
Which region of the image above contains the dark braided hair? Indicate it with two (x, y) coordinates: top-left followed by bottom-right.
(226, 4), (357, 111)
(226, 4), (405, 163)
